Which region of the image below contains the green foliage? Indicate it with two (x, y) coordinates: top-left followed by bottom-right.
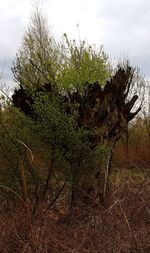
(57, 34), (111, 91)
(12, 8), (111, 94)
(31, 92), (93, 169)
(0, 88), (107, 206)
(12, 7), (59, 89)
(0, 108), (23, 195)
(0, 107), (44, 199)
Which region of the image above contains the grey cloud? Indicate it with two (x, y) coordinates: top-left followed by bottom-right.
(0, 13), (24, 87)
(93, 0), (150, 77)
(1, 0), (150, 86)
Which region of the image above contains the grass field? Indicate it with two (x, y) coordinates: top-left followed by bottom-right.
(0, 146), (149, 253)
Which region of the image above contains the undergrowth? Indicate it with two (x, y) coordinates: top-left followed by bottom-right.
(0, 166), (149, 253)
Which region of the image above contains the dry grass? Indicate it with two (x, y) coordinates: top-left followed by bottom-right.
(0, 128), (150, 253)
(0, 168), (149, 253)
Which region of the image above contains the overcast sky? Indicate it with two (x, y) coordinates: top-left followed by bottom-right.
(0, 0), (150, 89)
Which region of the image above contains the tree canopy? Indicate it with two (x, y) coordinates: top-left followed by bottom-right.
(12, 7), (111, 94)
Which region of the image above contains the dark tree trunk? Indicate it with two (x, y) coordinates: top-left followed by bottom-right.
(69, 65), (141, 207)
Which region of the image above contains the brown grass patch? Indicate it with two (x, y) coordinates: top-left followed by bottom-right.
(0, 170), (149, 253)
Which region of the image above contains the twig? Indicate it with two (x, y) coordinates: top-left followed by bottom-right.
(119, 202), (138, 250)
(16, 139), (34, 162)
(47, 180), (67, 209)
(108, 199), (120, 210)
(0, 184), (24, 202)
(119, 202), (131, 233)
(0, 88), (12, 102)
